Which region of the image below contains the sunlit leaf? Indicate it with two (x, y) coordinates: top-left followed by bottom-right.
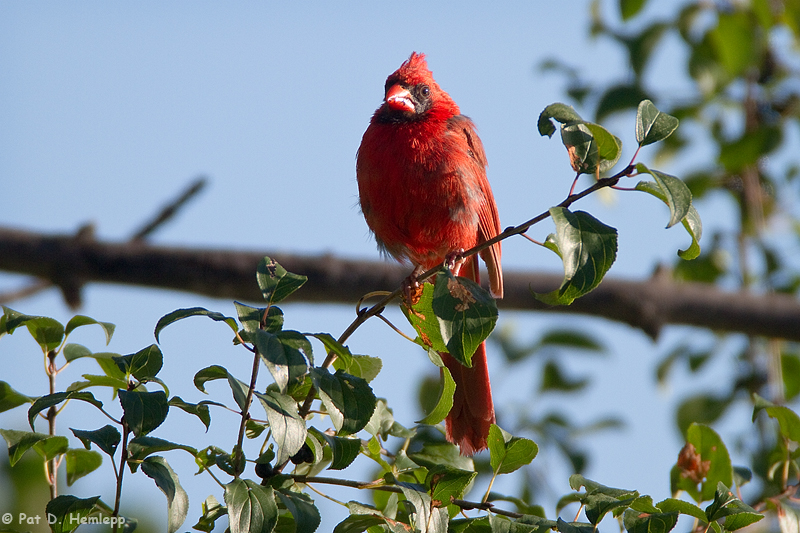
(538, 102), (583, 138)
(255, 389), (306, 465)
(141, 456), (189, 533)
(0, 380), (33, 413)
(65, 315), (115, 345)
(535, 208), (617, 305)
(65, 448), (102, 486)
(257, 256), (307, 305)
(225, 478), (278, 533)
(431, 269), (498, 368)
(119, 390), (169, 437)
(311, 368), (376, 436)
(154, 307), (239, 343)
(488, 424), (538, 475)
(636, 100), (679, 147)
(416, 362), (455, 426)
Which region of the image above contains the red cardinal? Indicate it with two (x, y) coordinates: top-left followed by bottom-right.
(356, 52), (503, 454)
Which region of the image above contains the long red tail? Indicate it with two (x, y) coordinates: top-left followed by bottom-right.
(441, 255), (495, 455)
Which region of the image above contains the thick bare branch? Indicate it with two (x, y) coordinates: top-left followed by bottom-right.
(0, 226), (798, 340)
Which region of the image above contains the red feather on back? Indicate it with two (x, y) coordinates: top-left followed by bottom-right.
(357, 52), (503, 454)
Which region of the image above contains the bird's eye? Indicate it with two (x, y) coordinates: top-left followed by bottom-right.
(419, 85), (431, 98)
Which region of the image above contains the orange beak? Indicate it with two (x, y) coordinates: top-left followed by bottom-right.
(385, 84), (415, 113)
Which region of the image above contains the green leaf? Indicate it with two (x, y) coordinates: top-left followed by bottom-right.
(65, 315), (115, 345)
(169, 396), (216, 430)
(257, 256), (308, 305)
(333, 506), (390, 533)
(154, 307), (239, 343)
(0, 429), (67, 465)
(141, 456), (189, 533)
(65, 448), (102, 485)
(620, 0), (647, 21)
(677, 205), (702, 260)
(416, 363), (456, 425)
(635, 164), (702, 259)
(91, 352), (127, 380)
(193, 365), (250, 412)
(28, 391), (104, 430)
(46, 495), (102, 533)
(255, 390), (306, 465)
(538, 329), (605, 352)
(364, 398), (396, 438)
(655, 498), (707, 522)
(1, 305), (28, 334)
(718, 126), (781, 172)
(126, 436), (198, 464)
(635, 165), (691, 228)
(225, 478), (278, 533)
(234, 301), (285, 334)
(569, 474), (638, 498)
(431, 269), (498, 367)
(583, 492), (637, 525)
(114, 344), (163, 381)
(25, 316), (65, 353)
(404, 281), (449, 353)
(538, 103), (583, 138)
(409, 441), (473, 472)
(195, 445), (237, 476)
(623, 508), (678, 533)
(585, 123), (623, 173)
(250, 329), (310, 393)
(675, 394), (731, 436)
(556, 518), (597, 533)
(673, 424), (732, 503)
(540, 360), (588, 393)
(119, 390), (169, 437)
(636, 100), (679, 147)
(63, 343), (93, 362)
(752, 393), (800, 442)
(310, 427), (361, 470)
(560, 123), (596, 175)
(276, 490), (320, 533)
(782, 353), (800, 401)
(595, 84), (651, 122)
(310, 368), (376, 436)
(488, 425), (538, 475)
(398, 483), (448, 533)
(66, 374), (129, 393)
(427, 465), (477, 506)
(624, 22), (669, 79)
(703, 483), (763, 530)
(193, 495), (227, 533)
(708, 10), (760, 77)
(535, 208), (617, 305)
(71, 425), (121, 456)
(313, 332), (381, 382)
(0, 380), (33, 413)
(333, 352), (382, 383)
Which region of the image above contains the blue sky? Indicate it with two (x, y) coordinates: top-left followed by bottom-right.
(0, 2), (748, 531)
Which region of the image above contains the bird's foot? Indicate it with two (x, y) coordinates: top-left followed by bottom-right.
(444, 249), (466, 275)
(402, 266), (425, 307)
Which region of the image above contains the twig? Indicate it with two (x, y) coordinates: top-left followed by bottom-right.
(233, 348), (261, 478)
(450, 498), (524, 518)
(130, 176), (207, 241)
